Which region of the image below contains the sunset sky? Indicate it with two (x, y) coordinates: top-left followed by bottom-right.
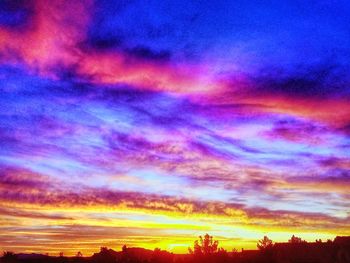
(1, 0), (350, 256)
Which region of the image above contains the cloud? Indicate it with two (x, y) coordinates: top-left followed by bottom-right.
(0, 166), (52, 191)
(0, 0), (34, 29)
(286, 171), (350, 194)
(124, 45), (172, 62)
(0, 168), (348, 230)
(250, 63), (350, 99)
(0, 207), (73, 221)
(0, 0), (92, 71)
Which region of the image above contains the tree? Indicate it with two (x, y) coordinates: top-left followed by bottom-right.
(122, 245), (127, 253)
(288, 235), (305, 243)
(100, 247), (108, 252)
(92, 247), (115, 263)
(2, 251), (17, 263)
(189, 233), (219, 256)
(257, 236), (273, 250)
(76, 251), (83, 257)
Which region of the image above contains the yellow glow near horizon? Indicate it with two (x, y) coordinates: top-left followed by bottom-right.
(1, 199), (348, 256)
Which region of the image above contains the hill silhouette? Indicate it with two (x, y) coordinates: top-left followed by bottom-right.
(1, 235), (350, 263)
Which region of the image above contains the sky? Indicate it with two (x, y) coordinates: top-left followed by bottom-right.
(0, 0), (350, 256)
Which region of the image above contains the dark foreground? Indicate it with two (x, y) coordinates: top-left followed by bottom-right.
(2, 236), (350, 263)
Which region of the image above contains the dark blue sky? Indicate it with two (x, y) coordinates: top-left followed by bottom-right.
(87, 0), (350, 72)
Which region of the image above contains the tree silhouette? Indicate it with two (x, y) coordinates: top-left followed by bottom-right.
(76, 251), (83, 257)
(122, 245), (127, 253)
(100, 247), (108, 253)
(2, 251), (17, 263)
(257, 236), (273, 250)
(189, 233), (219, 256)
(288, 235), (305, 243)
(92, 247), (115, 263)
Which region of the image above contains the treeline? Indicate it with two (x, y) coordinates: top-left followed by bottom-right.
(2, 234), (350, 263)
